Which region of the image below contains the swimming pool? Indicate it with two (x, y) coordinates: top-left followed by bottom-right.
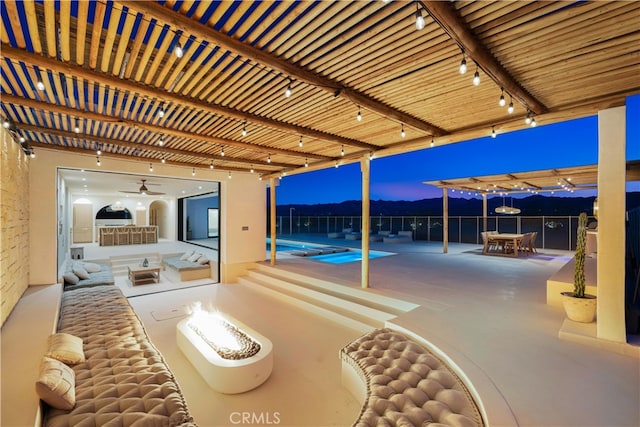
(311, 250), (394, 264)
(265, 239), (323, 252)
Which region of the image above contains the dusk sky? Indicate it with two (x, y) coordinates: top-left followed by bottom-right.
(277, 95), (640, 205)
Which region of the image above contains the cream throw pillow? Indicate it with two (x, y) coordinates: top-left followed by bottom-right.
(82, 262), (102, 273)
(46, 333), (85, 365)
(72, 266), (90, 280)
(35, 357), (76, 410)
(180, 251), (193, 260)
(188, 253), (201, 262)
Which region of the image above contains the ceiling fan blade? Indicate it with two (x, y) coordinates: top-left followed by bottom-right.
(119, 190), (141, 194)
(145, 191), (166, 195)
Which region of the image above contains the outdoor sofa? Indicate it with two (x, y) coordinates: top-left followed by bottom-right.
(61, 261), (114, 291)
(40, 285), (194, 426)
(162, 251), (211, 281)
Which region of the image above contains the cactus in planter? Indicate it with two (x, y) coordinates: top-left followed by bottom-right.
(573, 212), (588, 298)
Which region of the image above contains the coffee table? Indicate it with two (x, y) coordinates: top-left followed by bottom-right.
(128, 264), (161, 286)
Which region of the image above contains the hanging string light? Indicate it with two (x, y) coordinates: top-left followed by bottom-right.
(285, 80), (292, 98)
(210, 160), (214, 169)
(525, 111), (532, 125)
(96, 144), (101, 156)
(192, 168), (195, 176)
(74, 118), (80, 133)
(530, 116), (537, 127)
(174, 43), (184, 58)
(499, 88), (506, 107)
(161, 158), (166, 164)
(158, 103), (165, 118)
(304, 158), (308, 168)
(36, 81), (45, 91)
(250, 165), (254, 173)
(401, 124), (406, 138)
(299, 136), (303, 147)
(221, 146), (225, 156)
(491, 126), (497, 138)
(341, 145), (345, 156)
(414, 2), (425, 30)
(459, 52), (467, 74)
(356, 106), (362, 122)
(472, 65), (480, 86)
(96, 156), (101, 166)
(158, 138), (164, 146)
(430, 137), (435, 147)
(267, 153), (271, 163)
(241, 122), (247, 137)
(149, 163), (153, 172)
(228, 171), (232, 179)
(508, 96), (514, 114)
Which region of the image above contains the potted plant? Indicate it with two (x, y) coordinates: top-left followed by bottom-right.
(561, 212), (597, 322)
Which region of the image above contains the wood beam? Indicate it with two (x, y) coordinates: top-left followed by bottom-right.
(0, 94), (329, 161)
(28, 142), (271, 174)
(122, 0), (446, 137)
(422, 1), (548, 115)
(0, 45), (377, 151)
(18, 123), (294, 169)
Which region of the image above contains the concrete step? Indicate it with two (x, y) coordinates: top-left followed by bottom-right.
(237, 265), (419, 333)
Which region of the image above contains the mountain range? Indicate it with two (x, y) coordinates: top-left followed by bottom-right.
(274, 193), (640, 217)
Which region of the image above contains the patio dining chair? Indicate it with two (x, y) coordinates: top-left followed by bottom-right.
(529, 232), (538, 253)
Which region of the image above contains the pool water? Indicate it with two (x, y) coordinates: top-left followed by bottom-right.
(311, 250), (393, 264)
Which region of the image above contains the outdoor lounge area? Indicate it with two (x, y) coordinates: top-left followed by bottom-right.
(1, 1), (639, 427)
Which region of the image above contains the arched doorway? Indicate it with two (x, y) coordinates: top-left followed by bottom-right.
(149, 200), (169, 239)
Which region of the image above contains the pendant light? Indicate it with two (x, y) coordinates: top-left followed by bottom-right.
(356, 106), (362, 122)
(473, 66), (480, 86)
(508, 96), (514, 114)
(499, 88), (506, 107)
(401, 124), (406, 138)
(459, 53), (467, 74)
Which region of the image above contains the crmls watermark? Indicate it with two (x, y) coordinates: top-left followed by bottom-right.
(229, 411), (281, 425)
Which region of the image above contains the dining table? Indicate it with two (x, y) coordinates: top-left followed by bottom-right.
(483, 233), (525, 257)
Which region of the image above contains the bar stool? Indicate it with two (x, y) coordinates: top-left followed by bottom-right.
(101, 228), (115, 246)
(144, 227), (157, 244)
(116, 227), (130, 245)
(130, 227), (143, 245)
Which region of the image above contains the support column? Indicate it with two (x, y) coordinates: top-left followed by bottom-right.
(482, 193), (488, 232)
(597, 106), (626, 342)
(361, 155), (371, 289)
(269, 178), (277, 266)
(443, 188), (449, 254)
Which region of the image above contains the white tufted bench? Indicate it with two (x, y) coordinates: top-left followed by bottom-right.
(340, 328), (484, 427)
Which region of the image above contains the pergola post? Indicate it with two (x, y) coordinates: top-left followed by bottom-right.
(269, 178), (277, 266)
(482, 193), (488, 232)
(443, 188), (449, 254)
(361, 154), (371, 288)
(596, 106), (626, 342)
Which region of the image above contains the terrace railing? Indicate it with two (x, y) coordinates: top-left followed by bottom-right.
(270, 215), (596, 251)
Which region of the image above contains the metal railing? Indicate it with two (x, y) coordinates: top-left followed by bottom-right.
(270, 215), (596, 251)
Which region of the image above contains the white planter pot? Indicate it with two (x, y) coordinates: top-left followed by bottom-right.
(561, 292), (597, 323)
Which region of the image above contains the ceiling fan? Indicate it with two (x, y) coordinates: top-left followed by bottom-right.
(119, 179), (165, 196)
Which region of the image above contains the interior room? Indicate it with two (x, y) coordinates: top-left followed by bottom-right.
(1, 1), (639, 427)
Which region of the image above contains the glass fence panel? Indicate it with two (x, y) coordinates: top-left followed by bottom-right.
(270, 215), (581, 250)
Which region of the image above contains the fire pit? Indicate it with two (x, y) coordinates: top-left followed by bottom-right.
(176, 305), (273, 394)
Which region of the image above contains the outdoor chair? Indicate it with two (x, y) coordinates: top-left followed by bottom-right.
(529, 231), (538, 253)
(519, 233), (532, 255)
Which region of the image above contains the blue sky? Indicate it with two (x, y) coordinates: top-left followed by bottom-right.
(277, 95), (640, 205)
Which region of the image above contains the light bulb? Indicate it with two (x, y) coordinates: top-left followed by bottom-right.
(530, 117), (537, 127)
(491, 127), (496, 138)
(149, 163), (153, 172)
(96, 148), (101, 156)
(508, 99), (514, 114)
(158, 108), (165, 118)
(459, 57), (467, 74)
(36, 81), (45, 91)
(74, 119), (80, 133)
(415, 4), (425, 30)
(221, 147), (225, 156)
(96, 156), (101, 166)
(285, 84), (292, 98)
(19, 136), (25, 143)
(341, 145), (345, 156)
(430, 138), (434, 147)
(228, 171), (232, 179)
(242, 124), (247, 137)
(299, 136), (303, 147)
(499, 89), (506, 107)
(401, 124), (405, 138)
(305, 158), (308, 168)
(192, 168), (195, 176)
(473, 68), (480, 86)
(335, 161), (339, 168)
(2, 119), (10, 128)
(30, 151), (36, 158)
(250, 166), (254, 173)
(158, 139), (164, 146)
(210, 161), (214, 170)
(525, 113), (532, 125)
(174, 44), (184, 58)
(161, 158), (166, 164)
(267, 154), (271, 163)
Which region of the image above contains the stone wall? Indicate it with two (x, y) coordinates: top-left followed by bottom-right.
(0, 126), (30, 327)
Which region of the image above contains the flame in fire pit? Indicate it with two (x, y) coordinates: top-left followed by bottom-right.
(187, 302), (260, 360)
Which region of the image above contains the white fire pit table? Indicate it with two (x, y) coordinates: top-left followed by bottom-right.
(176, 308), (273, 394)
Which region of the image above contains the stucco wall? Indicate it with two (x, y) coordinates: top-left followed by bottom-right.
(29, 148), (266, 285)
(0, 126), (31, 327)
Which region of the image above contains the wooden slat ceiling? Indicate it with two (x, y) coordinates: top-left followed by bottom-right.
(1, 1), (639, 178)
